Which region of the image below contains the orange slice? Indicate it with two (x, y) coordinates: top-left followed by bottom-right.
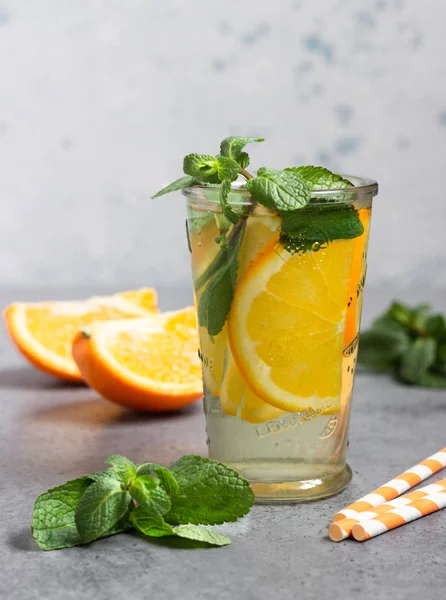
(343, 208), (371, 349)
(220, 353), (285, 423)
(195, 213), (281, 398)
(229, 239), (355, 413)
(72, 307), (203, 412)
(3, 288), (158, 381)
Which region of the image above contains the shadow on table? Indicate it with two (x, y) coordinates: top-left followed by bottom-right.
(8, 529), (40, 553)
(0, 366), (81, 390)
(29, 395), (202, 427)
(139, 533), (217, 550)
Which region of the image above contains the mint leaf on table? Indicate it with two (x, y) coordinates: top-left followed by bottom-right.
(386, 301), (412, 327)
(137, 463), (180, 498)
(197, 223), (244, 336)
(131, 509), (231, 547)
(172, 525), (231, 547)
(246, 167), (311, 212)
(358, 330), (410, 372)
(129, 476), (171, 516)
(416, 372), (446, 388)
(280, 203), (364, 254)
(105, 455), (137, 486)
(166, 455), (254, 526)
(425, 315), (446, 339)
(220, 136), (264, 166)
(75, 476), (131, 543)
(359, 301), (446, 388)
(151, 175), (196, 198)
(32, 477), (91, 551)
(32, 454), (254, 551)
(130, 507), (174, 537)
(399, 337), (437, 385)
(285, 166), (352, 190)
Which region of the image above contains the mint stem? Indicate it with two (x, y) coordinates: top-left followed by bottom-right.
(194, 218), (246, 291)
(239, 168), (253, 181)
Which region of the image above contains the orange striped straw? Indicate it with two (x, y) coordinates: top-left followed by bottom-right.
(333, 446), (446, 522)
(328, 479), (446, 542)
(351, 490), (446, 541)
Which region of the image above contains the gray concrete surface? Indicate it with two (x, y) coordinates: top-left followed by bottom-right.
(1, 285), (446, 600)
(1, 1), (446, 288)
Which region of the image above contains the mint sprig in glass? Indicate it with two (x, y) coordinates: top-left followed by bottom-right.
(153, 136), (378, 502)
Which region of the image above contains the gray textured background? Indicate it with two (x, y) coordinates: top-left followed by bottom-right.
(1, 0), (445, 288)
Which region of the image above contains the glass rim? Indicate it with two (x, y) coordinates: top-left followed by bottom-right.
(183, 174), (378, 211)
(185, 174), (377, 196)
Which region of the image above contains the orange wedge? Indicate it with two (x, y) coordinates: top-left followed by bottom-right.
(3, 288), (158, 382)
(72, 307), (203, 412)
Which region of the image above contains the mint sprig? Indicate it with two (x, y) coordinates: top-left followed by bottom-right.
(359, 302), (446, 387)
(153, 135), (357, 337)
(31, 454), (254, 551)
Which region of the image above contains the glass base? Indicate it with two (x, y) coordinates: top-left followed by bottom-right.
(250, 464), (352, 503)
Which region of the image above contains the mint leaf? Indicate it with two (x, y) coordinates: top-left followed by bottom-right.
(387, 302), (412, 327)
(129, 475), (171, 516)
(246, 167), (310, 212)
(220, 136), (264, 165)
(194, 220), (245, 291)
(425, 315), (446, 340)
(216, 156), (240, 182)
(285, 166), (352, 190)
(130, 507), (174, 537)
(197, 224), (244, 336)
(219, 179), (239, 224)
(173, 525), (231, 547)
(358, 330), (410, 372)
(152, 175), (195, 199)
(137, 463), (179, 498)
(417, 372), (446, 388)
(75, 476), (130, 543)
(370, 313), (408, 335)
(408, 304), (431, 334)
(238, 152), (250, 169)
(166, 456), (254, 526)
(399, 337), (437, 385)
(280, 203), (364, 253)
(131, 509), (231, 547)
(105, 455), (137, 486)
(32, 477), (91, 550)
(183, 154), (219, 177)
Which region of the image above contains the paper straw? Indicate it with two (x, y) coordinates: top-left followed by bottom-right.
(351, 491), (446, 541)
(333, 447), (446, 522)
(328, 480), (446, 541)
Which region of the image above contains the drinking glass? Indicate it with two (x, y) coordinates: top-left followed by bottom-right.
(185, 177), (378, 501)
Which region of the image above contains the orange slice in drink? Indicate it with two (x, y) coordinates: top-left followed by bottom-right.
(228, 239), (355, 413)
(4, 288), (158, 381)
(220, 353), (285, 423)
(72, 307), (203, 411)
(343, 208), (371, 349)
(196, 213), (280, 398)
